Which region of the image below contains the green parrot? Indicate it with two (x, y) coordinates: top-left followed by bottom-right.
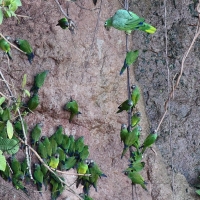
(41, 136), (52, 157)
(62, 156), (76, 170)
(129, 151), (143, 163)
(104, 9), (156, 34)
(56, 147), (66, 168)
(50, 176), (64, 200)
(121, 126), (140, 159)
(76, 160), (89, 189)
(79, 145), (89, 161)
(77, 160), (89, 175)
(37, 140), (48, 160)
(10, 156), (21, 174)
(131, 112), (141, 127)
(120, 50), (139, 75)
(49, 137), (58, 155)
(15, 39), (34, 64)
(33, 164), (44, 192)
(82, 171), (90, 195)
(75, 136), (85, 154)
(41, 164), (49, 190)
(49, 154), (60, 169)
(56, 18), (69, 29)
(141, 130), (158, 154)
(60, 134), (70, 152)
(31, 123), (42, 147)
(0, 36), (12, 60)
(126, 171), (147, 190)
(125, 161), (145, 172)
(120, 124), (128, 143)
(0, 163), (11, 181)
(50, 125), (64, 146)
(131, 85), (140, 107)
(12, 172), (28, 193)
(117, 99), (133, 113)
(88, 160), (107, 191)
(64, 97), (81, 123)
(68, 135), (75, 156)
(27, 93), (39, 111)
(31, 70), (49, 93)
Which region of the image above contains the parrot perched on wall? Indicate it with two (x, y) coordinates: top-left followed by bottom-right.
(117, 99), (133, 113)
(64, 97), (81, 123)
(88, 160), (107, 191)
(27, 93), (39, 111)
(33, 164), (44, 192)
(56, 18), (69, 29)
(131, 112), (141, 127)
(50, 125), (64, 146)
(15, 39), (34, 64)
(49, 154), (60, 169)
(31, 123), (42, 147)
(0, 36), (12, 60)
(41, 136), (52, 158)
(125, 171), (147, 190)
(120, 50), (139, 75)
(31, 70), (49, 93)
(104, 9), (156, 34)
(120, 124), (128, 143)
(131, 85), (140, 107)
(121, 126), (140, 158)
(141, 130), (158, 154)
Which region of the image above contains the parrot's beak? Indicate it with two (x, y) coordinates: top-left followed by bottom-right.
(104, 26), (110, 31)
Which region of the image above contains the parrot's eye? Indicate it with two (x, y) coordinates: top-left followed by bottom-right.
(104, 22), (107, 26)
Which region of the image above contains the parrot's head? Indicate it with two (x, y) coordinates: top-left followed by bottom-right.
(121, 124), (127, 129)
(128, 99), (133, 107)
(5, 36), (11, 41)
(104, 18), (112, 31)
(131, 84), (136, 90)
(136, 112), (141, 117)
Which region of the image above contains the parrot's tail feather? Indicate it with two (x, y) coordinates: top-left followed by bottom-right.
(27, 52), (34, 64)
(7, 52), (12, 60)
(143, 23), (156, 34)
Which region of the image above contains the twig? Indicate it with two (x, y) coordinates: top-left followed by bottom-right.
(163, 0), (174, 197)
(55, 170), (91, 176)
(16, 14), (32, 18)
(0, 33), (26, 54)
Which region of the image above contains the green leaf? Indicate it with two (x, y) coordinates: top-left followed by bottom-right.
(0, 97), (5, 105)
(22, 74), (27, 88)
(7, 120), (13, 139)
(196, 190), (200, 195)
(0, 137), (19, 154)
(0, 150), (6, 171)
(0, 122), (5, 132)
(15, 0), (22, 6)
(1, 108), (10, 121)
(24, 89), (30, 97)
(0, 107), (3, 115)
(4, 9), (12, 18)
(0, 9), (3, 24)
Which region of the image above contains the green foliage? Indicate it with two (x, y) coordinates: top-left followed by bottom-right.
(0, 137), (19, 154)
(0, 0), (22, 24)
(0, 150), (6, 171)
